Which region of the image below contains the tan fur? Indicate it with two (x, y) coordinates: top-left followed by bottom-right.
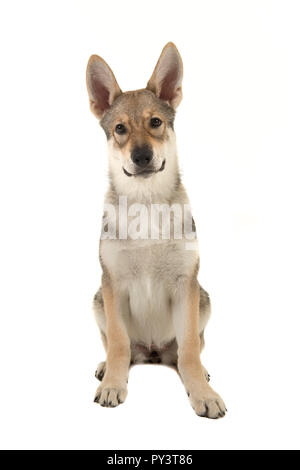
(147, 42), (183, 109)
(174, 280), (226, 418)
(88, 43), (226, 418)
(94, 281), (130, 407)
(86, 55), (122, 120)
(111, 107), (169, 157)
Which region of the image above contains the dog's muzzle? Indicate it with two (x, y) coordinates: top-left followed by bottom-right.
(123, 159), (166, 177)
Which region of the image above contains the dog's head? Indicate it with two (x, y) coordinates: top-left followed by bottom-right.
(86, 43), (183, 182)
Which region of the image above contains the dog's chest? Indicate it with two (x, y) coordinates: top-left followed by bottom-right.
(100, 232), (198, 347)
(125, 273), (173, 346)
(100, 237), (197, 285)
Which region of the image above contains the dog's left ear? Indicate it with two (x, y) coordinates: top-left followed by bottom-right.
(146, 42), (183, 109)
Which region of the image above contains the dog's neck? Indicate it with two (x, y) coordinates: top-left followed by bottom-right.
(107, 157), (182, 206)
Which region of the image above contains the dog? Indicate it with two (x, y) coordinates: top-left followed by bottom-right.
(86, 43), (226, 418)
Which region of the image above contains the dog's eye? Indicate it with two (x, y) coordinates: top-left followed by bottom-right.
(150, 117), (162, 128)
(115, 124), (127, 135)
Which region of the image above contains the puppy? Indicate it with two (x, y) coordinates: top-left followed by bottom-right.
(86, 43), (226, 418)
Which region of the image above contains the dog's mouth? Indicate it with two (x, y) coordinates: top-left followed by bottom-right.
(123, 159), (166, 178)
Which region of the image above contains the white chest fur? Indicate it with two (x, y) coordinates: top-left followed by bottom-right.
(125, 274), (174, 347)
(100, 237), (198, 347)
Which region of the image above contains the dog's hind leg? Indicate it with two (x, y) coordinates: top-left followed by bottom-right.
(93, 287), (107, 381)
(199, 285), (211, 381)
(199, 285), (211, 348)
(93, 287), (106, 339)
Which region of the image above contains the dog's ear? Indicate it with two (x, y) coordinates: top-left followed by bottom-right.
(86, 55), (122, 119)
(146, 42), (183, 109)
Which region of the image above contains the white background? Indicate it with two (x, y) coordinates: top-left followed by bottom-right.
(0, 0), (299, 450)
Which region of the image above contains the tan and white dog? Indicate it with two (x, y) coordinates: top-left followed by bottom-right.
(86, 43), (226, 418)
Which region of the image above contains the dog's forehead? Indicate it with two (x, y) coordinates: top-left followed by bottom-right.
(101, 89), (175, 134)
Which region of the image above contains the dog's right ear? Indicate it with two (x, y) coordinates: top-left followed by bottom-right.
(86, 55), (122, 120)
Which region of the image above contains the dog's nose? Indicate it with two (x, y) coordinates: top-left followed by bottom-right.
(131, 145), (153, 168)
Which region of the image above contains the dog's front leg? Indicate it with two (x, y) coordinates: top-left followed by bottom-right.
(173, 278), (226, 418)
(94, 281), (130, 407)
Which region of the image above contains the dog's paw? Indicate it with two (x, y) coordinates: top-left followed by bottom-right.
(95, 361), (106, 381)
(188, 386), (226, 419)
(94, 383), (127, 408)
